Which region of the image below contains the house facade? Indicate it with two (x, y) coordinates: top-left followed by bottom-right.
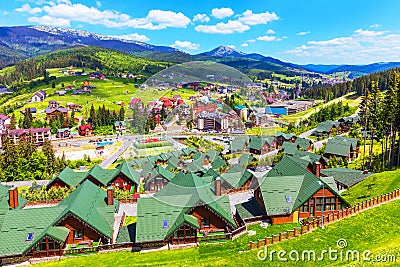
(0, 128), (51, 148)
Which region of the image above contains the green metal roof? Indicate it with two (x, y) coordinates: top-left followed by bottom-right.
(235, 198), (266, 220)
(281, 142), (297, 155)
(48, 163), (140, 189)
(274, 132), (295, 140)
(249, 136), (275, 150)
(60, 180), (117, 239)
(314, 121), (340, 133)
(294, 137), (313, 150)
(320, 168), (372, 187)
(212, 157), (226, 170)
(221, 170), (253, 189)
(262, 156), (350, 216)
(229, 136), (249, 152)
(0, 206), (67, 257)
(325, 136), (358, 157)
(46, 226), (70, 242)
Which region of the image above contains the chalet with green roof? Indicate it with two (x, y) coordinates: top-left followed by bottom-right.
(136, 172), (238, 246)
(228, 136), (249, 154)
(249, 136), (277, 155)
(0, 181), (120, 263)
(320, 168), (372, 191)
(324, 136), (359, 162)
(313, 121), (341, 136)
(47, 162), (140, 192)
(273, 132), (296, 146)
(254, 156), (349, 224)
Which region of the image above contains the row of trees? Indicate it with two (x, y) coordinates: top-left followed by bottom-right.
(0, 134), (67, 182)
(359, 71), (400, 171)
(89, 104), (124, 129)
(360, 70), (400, 172)
(303, 68), (397, 100)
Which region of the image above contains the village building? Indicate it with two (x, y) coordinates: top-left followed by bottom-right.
(0, 128), (51, 148)
(129, 98), (144, 110)
(324, 136), (359, 162)
(45, 107), (68, 120)
(249, 136), (277, 155)
(30, 90), (46, 102)
(0, 181), (120, 263)
(253, 156), (349, 224)
(78, 124), (93, 136)
(56, 128), (71, 139)
(0, 114), (10, 130)
(136, 172), (237, 246)
(114, 121), (127, 132)
(47, 162), (140, 192)
(320, 168), (373, 191)
(196, 112), (229, 132)
(313, 121), (342, 136)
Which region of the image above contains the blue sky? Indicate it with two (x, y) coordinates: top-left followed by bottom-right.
(1, 0), (400, 64)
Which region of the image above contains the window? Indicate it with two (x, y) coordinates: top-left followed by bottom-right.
(115, 182), (120, 187)
(163, 220), (169, 228)
(74, 229), (84, 239)
(338, 199), (345, 210)
(26, 232), (34, 242)
(324, 197), (336, 211)
(299, 200), (309, 212)
(123, 181), (127, 186)
(201, 218), (210, 228)
(316, 198), (323, 211)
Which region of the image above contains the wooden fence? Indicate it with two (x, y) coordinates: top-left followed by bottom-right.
(64, 242), (133, 255)
(249, 188), (400, 250)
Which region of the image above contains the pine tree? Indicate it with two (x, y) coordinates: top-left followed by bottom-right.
(9, 113), (16, 130)
(359, 87), (370, 170)
(89, 104), (97, 128)
(70, 110), (75, 128)
(119, 106), (125, 121)
(368, 81), (382, 169)
(42, 139), (56, 176)
(23, 108), (33, 129)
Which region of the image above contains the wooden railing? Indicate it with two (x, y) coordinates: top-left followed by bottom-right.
(249, 188), (400, 250)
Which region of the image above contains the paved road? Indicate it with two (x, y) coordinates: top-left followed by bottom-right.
(100, 137), (133, 168)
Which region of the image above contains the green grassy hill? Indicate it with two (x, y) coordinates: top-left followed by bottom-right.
(342, 169), (400, 205)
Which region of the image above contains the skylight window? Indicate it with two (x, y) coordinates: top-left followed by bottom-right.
(285, 196), (292, 203)
(163, 220), (169, 228)
(26, 232), (34, 242)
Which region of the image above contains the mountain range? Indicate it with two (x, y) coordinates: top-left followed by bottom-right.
(1, 25), (400, 77)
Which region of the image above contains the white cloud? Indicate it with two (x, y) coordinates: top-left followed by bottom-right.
(297, 31), (310, 35)
(195, 20), (250, 34)
(171, 40), (200, 51)
(211, 7), (234, 19)
(354, 29), (384, 37)
(238, 10), (279, 25)
(110, 33), (150, 42)
(241, 43), (249, 47)
(20, 2), (191, 30)
(266, 29), (275, 34)
(2, 11), (8, 15)
(370, 24), (380, 28)
(276, 36), (288, 41)
(246, 39), (256, 43)
(257, 35), (276, 42)
(28, 15), (70, 27)
(193, 13), (210, 23)
(285, 29), (400, 64)
(15, 4), (42, 14)
(96, 1), (101, 8)
(227, 44), (235, 49)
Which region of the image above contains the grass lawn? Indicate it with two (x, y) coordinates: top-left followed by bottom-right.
(245, 126), (284, 136)
(342, 169), (400, 205)
(36, 200), (400, 266)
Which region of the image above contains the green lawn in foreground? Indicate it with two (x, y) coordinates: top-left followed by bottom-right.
(36, 200), (400, 266)
(342, 169), (400, 205)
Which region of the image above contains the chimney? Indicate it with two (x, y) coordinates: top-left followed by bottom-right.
(215, 178), (221, 196)
(8, 186), (18, 209)
(313, 162), (321, 177)
(107, 186), (114, 206)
